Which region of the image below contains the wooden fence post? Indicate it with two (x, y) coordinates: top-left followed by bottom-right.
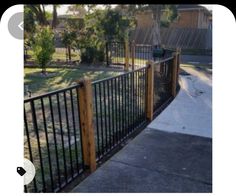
(125, 40), (129, 71)
(131, 41), (135, 70)
(77, 78), (96, 172)
(171, 53), (178, 97)
(146, 61), (154, 121)
(176, 47), (181, 85)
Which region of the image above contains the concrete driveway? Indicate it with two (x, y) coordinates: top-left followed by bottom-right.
(181, 55), (212, 65)
(149, 65), (212, 138)
(72, 65), (212, 193)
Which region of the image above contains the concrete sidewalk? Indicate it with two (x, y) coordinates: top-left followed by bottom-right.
(72, 66), (212, 193)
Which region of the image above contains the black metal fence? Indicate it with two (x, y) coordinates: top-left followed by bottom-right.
(106, 42), (125, 66)
(92, 67), (147, 160)
(24, 45), (179, 193)
(106, 41), (175, 69)
(24, 85), (85, 193)
(153, 57), (174, 115)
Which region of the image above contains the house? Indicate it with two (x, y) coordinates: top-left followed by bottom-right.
(135, 5), (212, 29)
(130, 5), (212, 49)
(162, 5), (212, 29)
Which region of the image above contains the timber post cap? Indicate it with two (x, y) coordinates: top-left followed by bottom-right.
(146, 60), (154, 67)
(76, 77), (91, 87)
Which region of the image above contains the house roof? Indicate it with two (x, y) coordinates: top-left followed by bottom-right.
(177, 4), (203, 9)
(176, 4), (211, 15)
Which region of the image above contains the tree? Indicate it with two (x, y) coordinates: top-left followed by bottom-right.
(99, 9), (135, 41)
(78, 8), (134, 63)
(115, 4), (178, 46)
(24, 6), (36, 61)
(31, 26), (55, 74)
(52, 5), (60, 29)
(25, 4), (49, 26)
(61, 18), (84, 62)
(67, 4), (97, 15)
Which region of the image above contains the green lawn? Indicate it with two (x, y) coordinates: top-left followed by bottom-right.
(24, 68), (121, 97)
(27, 49), (80, 62)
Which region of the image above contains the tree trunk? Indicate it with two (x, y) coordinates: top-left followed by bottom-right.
(52, 5), (57, 29)
(41, 63), (46, 75)
(68, 46), (71, 61)
(151, 6), (162, 46)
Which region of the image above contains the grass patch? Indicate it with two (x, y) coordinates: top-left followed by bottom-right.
(26, 49), (80, 62)
(24, 68), (121, 97)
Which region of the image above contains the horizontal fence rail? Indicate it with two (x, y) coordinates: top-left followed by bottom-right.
(24, 44), (180, 193)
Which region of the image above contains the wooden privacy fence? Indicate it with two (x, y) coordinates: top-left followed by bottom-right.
(130, 27), (212, 50)
(24, 49), (180, 193)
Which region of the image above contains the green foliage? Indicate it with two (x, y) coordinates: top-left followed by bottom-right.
(100, 9), (135, 41)
(78, 9), (134, 63)
(161, 5), (178, 27)
(60, 18), (84, 61)
(24, 6), (36, 36)
(31, 26), (55, 73)
(160, 20), (170, 28)
(25, 5), (49, 26)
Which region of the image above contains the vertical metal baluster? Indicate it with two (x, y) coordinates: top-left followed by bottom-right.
(127, 74), (130, 133)
(121, 76), (124, 139)
(56, 93), (68, 183)
(136, 71), (140, 121)
(118, 77), (122, 141)
(114, 77), (119, 143)
(136, 71), (139, 124)
(98, 83), (104, 155)
(133, 72), (137, 127)
(124, 74), (127, 136)
(30, 100), (46, 192)
(132, 71), (135, 131)
(63, 91), (74, 178)
(49, 95), (61, 189)
(69, 89), (79, 172)
(94, 84), (101, 159)
(75, 89), (85, 168)
(139, 70), (142, 118)
(136, 71), (139, 126)
(107, 80), (112, 148)
(142, 69), (146, 117)
(129, 73), (132, 132)
(139, 70), (142, 120)
(103, 81), (108, 151)
(111, 79), (115, 145)
(24, 107), (37, 192)
(116, 42), (118, 64)
(40, 98), (54, 191)
(137, 71), (140, 121)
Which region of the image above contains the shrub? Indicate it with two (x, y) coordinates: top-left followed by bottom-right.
(31, 26), (55, 73)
